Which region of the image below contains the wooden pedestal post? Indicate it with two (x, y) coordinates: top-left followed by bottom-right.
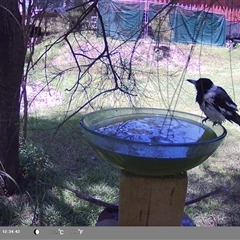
(118, 170), (188, 226)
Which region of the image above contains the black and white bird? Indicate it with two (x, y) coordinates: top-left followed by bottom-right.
(187, 77), (240, 126)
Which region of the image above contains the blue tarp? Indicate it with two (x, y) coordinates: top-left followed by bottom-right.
(98, 0), (226, 46)
(97, 0), (144, 40)
(169, 7), (226, 46)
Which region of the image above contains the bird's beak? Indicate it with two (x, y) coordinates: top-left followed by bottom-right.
(187, 79), (197, 85)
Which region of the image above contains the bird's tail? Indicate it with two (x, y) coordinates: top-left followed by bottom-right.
(230, 112), (240, 126)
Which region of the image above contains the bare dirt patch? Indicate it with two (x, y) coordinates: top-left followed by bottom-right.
(20, 82), (63, 113)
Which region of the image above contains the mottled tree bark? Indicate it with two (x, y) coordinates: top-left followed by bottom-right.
(0, 0), (25, 194)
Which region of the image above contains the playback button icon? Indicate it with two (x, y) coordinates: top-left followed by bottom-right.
(34, 229), (40, 235)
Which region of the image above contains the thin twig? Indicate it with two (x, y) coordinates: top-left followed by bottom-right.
(64, 185), (118, 210)
(185, 188), (223, 206)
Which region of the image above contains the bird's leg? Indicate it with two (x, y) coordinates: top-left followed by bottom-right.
(202, 117), (209, 124)
(212, 121), (221, 126)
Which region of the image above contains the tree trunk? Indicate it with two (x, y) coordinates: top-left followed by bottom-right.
(0, 1), (25, 195)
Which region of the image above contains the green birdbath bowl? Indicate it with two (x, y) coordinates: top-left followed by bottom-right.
(80, 108), (227, 177)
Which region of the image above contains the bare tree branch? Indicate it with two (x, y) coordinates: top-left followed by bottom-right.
(64, 185), (119, 210)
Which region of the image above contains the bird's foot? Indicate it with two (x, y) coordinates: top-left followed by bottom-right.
(202, 118), (221, 126)
(202, 117), (209, 124)
(212, 121), (222, 127)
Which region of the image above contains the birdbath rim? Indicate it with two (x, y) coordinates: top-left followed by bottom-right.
(80, 107), (227, 147)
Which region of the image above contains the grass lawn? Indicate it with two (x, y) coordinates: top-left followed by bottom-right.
(1, 31), (240, 226)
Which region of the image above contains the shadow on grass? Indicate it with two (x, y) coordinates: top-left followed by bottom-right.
(186, 163), (240, 226)
(1, 115), (120, 226)
(0, 198), (19, 225)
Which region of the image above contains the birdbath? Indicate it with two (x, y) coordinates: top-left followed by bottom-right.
(80, 108), (227, 226)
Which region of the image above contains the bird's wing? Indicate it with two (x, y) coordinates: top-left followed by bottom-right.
(207, 87), (238, 116)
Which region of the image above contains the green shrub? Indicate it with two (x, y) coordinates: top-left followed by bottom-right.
(19, 143), (52, 181)
(150, 8), (172, 42)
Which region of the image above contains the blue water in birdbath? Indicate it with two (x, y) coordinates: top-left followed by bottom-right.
(92, 115), (216, 159)
(95, 116), (209, 144)
(80, 109), (226, 176)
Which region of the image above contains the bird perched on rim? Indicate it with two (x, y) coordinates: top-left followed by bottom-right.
(187, 77), (240, 126)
